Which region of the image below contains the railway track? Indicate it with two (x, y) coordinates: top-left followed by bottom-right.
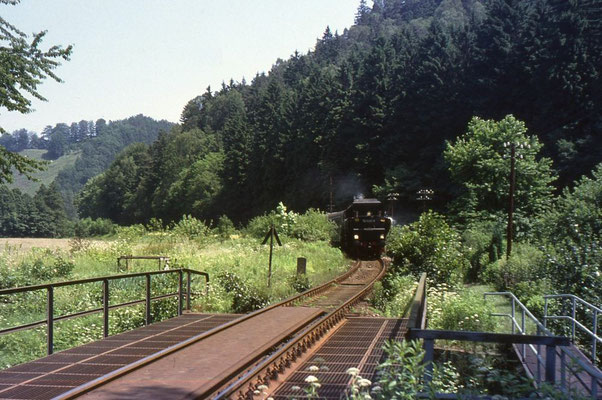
(30, 259), (387, 399)
(214, 259), (387, 399)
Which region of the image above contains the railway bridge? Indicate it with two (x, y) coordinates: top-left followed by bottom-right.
(0, 260), (600, 399)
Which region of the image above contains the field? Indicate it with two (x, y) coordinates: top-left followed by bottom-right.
(0, 232), (348, 368)
(0, 238), (78, 252)
(9, 149), (80, 195)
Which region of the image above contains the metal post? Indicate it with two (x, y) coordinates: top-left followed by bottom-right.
(506, 143), (516, 260)
(572, 297), (576, 343)
(521, 308), (526, 361)
(47, 286), (54, 355)
(511, 298), (516, 334)
(536, 325), (542, 383)
(145, 275), (151, 325)
(545, 345), (557, 384)
(187, 271), (191, 311)
(177, 270), (183, 316)
(543, 297), (548, 329)
(267, 226), (274, 288)
(103, 279), (109, 338)
(593, 310), (598, 366)
(560, 350), (566, 390)
(423, 339), (434, 384)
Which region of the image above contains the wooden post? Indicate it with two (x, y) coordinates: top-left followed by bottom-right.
(296, 257), (307, 276)
(268, 226), (274, 287)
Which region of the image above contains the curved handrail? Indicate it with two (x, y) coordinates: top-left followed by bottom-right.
(484, 291), (602, 395)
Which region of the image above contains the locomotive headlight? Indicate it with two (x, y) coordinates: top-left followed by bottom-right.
(380, 234), (385, 240)
(353, 234), (360, 240)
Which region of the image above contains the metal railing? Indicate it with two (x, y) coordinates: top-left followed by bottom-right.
(408, 328), (569, 386)
(405, 272), (427, 329)
(0, 268), (209, 356)
(485, 292), (602, 397)
(117, 255), (171, 271)
(543, 294), (602, 366)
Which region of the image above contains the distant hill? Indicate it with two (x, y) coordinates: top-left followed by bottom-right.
(9, 149), (80, 196)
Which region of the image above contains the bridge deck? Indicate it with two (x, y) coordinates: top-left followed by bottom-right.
(0, 313), (240, 400)
(76, 306), (323, 399)
(270, 317), (408, 400)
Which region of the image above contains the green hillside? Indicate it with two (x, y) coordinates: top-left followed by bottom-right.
(9, 149), (80, 196)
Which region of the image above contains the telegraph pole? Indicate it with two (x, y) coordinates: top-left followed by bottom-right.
(506, 143), (516, 260)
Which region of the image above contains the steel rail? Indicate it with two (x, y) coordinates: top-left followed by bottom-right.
(56, 260), (361, 399)
(214, 259), (387, 400)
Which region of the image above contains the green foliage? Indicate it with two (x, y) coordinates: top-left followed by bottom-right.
(289, 209), (336, 242)
(215, 215), (236, 239)
(428, 283), (496, 332)
(374, 340), (429, 398)
(73, 218), (116, 237)
(444, 115), (556, 235)
(483, 243), (548, 296)
(0, 251), (74, 289)
(9, 149), (80, 196)
(370, 275), (417, 317)
(387, 211), (468, 285)
(215, 271), (271, 313)
(288, 273), (310, 293)
(170, 215), (210, 240)
(245, 203), (334, 243)
(461, 220), (504, 281)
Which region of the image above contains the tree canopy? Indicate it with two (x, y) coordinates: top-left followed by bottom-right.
(0, 0), (72, 183)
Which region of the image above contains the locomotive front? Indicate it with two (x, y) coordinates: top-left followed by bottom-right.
(342, 198), (391, 258)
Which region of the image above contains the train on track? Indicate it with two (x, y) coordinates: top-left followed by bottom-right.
(328, 197), (391, 258)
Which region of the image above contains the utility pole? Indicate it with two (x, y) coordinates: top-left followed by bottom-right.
(503, 141), (529, 260)
(506, 143), (516, 260)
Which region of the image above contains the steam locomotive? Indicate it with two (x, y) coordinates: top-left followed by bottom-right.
(328, 198), (391, 259)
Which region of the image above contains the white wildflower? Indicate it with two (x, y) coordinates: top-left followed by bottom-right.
(308, 365), (319, 372)
(346, 367), (360, 376)
(305, 375), (319, 383)
(358, 378), (372, 387)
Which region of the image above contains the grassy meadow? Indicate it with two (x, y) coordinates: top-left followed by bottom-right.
(0, 228), (348, 369)
(9, 149), (80, 196)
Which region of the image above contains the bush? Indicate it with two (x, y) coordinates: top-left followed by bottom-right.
(371, 275), (417, 317)
(288, 274), (310, 293)
(216, 215), (236, 239)
(482, 243), (548, 295)
(215, 271), (271, 313)
(461, 220), (504, 282)
(74, 218), (116, 237)
(428, 284), (496, 332)
(245, 202), (297, 238)
(290, 209), (336, 242)
(387, 211), (468, 286)
(245, 203), (334, 243)
(170, 215), (210, 239)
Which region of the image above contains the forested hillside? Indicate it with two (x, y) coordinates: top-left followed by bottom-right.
(0, 115), (173, 236)
(79, 0), (600, 225)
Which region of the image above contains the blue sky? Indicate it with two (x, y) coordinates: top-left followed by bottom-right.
(2, 0), (359, 133)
